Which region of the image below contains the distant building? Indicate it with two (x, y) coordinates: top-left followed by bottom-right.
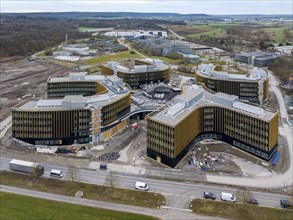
(178, 53), (200, 64)
(147, 84), (279, 168)
(234, 52), (279, 67)
(100, 58), (170, 88)
(54, 56), (80, 62)
(273, 46), (293, 55)
(62, 44), (90, 52)
(195, 64), (269, 104)
(53, 51), (72, 57)
(104, 30), (168, 38)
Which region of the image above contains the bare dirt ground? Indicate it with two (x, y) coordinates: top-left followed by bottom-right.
(92, 120), (152, 167)
(180, 141), (275, 177)
(0, 58), (69, 121)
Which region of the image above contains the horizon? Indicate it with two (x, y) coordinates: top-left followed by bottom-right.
(2, 11), (293, 16)
(1, 0), (292, 15)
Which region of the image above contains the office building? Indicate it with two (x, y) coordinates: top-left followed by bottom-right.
(195, 64), (269, 104)
(12, 74), (131, 146)
(234, 52), (278, 67)
(100, 58), (170, 88)
(147, 84), (278, 168)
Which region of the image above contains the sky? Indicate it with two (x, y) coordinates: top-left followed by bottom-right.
(1, 0), (292, 15)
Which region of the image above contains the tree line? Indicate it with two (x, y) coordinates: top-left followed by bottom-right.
(268, 56), (293, 84)
(0, 16), (91, 57)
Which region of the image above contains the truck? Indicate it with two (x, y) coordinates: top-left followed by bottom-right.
(9, 159), (44, 176)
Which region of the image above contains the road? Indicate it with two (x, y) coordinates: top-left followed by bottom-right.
(1, 185), (225, 220)
(1, 157), (291, 210)
(167, 28), (185, 40)
(118, 38), (146, 58)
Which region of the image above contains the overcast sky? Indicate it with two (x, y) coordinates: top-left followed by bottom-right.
(1, 0), (292, 15)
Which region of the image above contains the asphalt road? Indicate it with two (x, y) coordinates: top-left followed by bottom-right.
(1, 157), (291, 210)
(1, 185), (228, 220)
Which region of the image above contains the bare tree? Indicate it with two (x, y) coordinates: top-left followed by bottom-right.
(104, 171), (118, 188)
(239, 188), (251, 204)
(67, 165), (80, 182)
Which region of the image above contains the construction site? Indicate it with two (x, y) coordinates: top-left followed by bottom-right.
(0, 57), (289, 180)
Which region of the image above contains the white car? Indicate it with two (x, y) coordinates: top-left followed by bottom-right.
(135, 181), (148, 191)
(221, 192), (236, 202)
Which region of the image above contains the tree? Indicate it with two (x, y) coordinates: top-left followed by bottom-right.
(259, 41), (267, 50)
(44, 50), (53, 56)
(67, 165), (80, 182)
(104, 171), (118, 188)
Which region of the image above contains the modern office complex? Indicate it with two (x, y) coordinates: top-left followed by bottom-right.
(234, 52), (278, 67)
(12, 73), (131, 145)
(147, 84), (278, 168)
(100, 58), (170, 88)
(195, 64), (269, 104)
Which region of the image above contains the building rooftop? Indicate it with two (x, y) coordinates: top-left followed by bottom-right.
(197, 64), (268, 81)
(105, 58), (169, 74)
(150, 84), (277, 126)
(235, 52), (278, 59)
(18, 74), (130, 111)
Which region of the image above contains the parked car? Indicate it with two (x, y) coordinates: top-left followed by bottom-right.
(280, 199), (292, 209)
(203, 192), (216, 200)
(246, 198), (258, 205)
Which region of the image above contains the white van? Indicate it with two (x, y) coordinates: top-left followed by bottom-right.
(50, 169), (63, 178)
(221, 192), (236, 202)
(135, 181), (148, 191)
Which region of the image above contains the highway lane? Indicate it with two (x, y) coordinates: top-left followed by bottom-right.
(1, 156), (291, 209)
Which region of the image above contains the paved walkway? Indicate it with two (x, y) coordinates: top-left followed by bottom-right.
(0, 185), (226, 220)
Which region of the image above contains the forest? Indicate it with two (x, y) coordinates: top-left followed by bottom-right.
(0, 15), (183, 58)
(0, 16), (92, 57)
(268, 56), (293, 84)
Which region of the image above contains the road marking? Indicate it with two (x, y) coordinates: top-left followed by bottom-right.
(161, 206), (192, 212)
(182, 196), (187, 198)
(175, 194), (180, 197)
(190, 196), (195, 199)
(168, 194), (173, 196)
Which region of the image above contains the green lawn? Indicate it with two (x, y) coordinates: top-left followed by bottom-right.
(261, 27), (290, 43)
(186, 24), (227, 40)
(0, 171), (165, 209)
(149, 55), (181, 64)
(190, 199), (293, 220)
(0, 192), (157, 220)
(78, 27), (99, 32)
(84, 51), (142, 65)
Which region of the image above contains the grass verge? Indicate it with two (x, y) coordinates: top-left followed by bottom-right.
(190, 199), (293, 220)
(0, 171), (165, 209)
(0, 192), (158, 220)
(84, 51), (142, 65)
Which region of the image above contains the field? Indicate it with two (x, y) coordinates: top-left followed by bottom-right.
(169, 23), (232, 40)
(168, 25), (208, 35)
(186, 24), (230, 39)
(149, 55), (181, 64)
(0, 171), (165, 209)
(170, 22), (292, 43)
(190, 199), (293, 220)
(260, 26), (292, 43)
(0, 192), (157, 220)
(84, 51), (142, 65)
(78, 26), (99, 32)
